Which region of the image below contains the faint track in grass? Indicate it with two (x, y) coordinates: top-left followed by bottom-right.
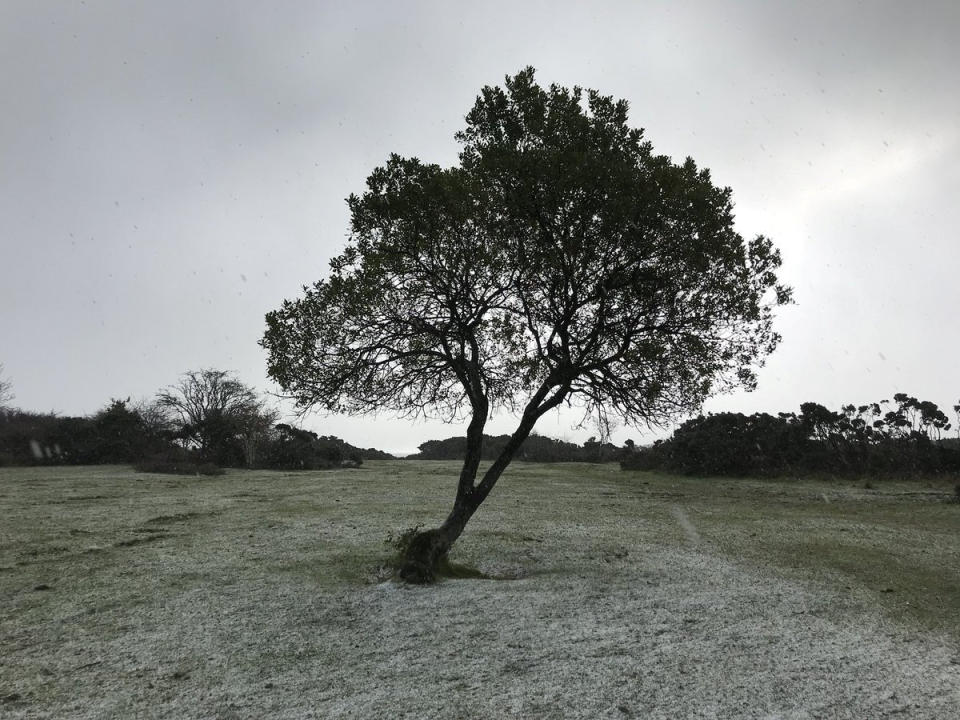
(670, 504), (701, 545)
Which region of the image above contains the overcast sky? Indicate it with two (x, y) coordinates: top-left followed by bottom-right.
(2, 1), (958, 455)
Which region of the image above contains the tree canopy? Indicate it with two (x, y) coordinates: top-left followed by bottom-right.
(262, 68), (791, 581)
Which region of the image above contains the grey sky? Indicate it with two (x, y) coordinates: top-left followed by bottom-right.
(2, 1), (958, 454)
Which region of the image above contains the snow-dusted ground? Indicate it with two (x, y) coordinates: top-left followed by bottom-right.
(2, 463), (958, 718)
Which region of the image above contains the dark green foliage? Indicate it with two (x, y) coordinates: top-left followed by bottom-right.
(0, 399), (173, 466)
(0, 410), (66, 465)
(385, 524), (425, 557)
(635, 412), (808, 476)
(93, 399), (144, 462)
(258, 424), (389, 470)
(0, 410), (107, 465)
(623, 394), (960, 477)
(354, 445), (394, 461)
(259, 424), (342, 470)
(385, 525), (444, 583)
(263, 69), (789, 430)
(409, 432), (625, 463)
(91, 398), (165, 463)
(0, 395), (393, 469)
(133, 448), (224, 476)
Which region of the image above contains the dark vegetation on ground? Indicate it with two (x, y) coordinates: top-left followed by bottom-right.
(133, 448), (225, 476)
(623, 393), (960, 478)
(408, 432), (629, 464)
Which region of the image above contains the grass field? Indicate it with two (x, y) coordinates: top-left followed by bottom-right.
(1, 461), (958, 718)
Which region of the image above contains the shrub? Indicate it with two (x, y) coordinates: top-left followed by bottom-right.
(258, 425), (374, 470)
(133, 448), (224, 476)
(0, 404), (176, 467)
(632, 412), (808, 477)
(196, 462), (226, 476)
(622, 398), (960, 478)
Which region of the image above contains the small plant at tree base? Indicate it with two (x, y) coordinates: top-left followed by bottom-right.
(384, 525), (487, 582)
(385, 524), (425, 558)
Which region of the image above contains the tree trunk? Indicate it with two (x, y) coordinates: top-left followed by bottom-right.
(396, 500), (478, 584)
(398, 382), (569, 583)
(398, 396), (488, 583)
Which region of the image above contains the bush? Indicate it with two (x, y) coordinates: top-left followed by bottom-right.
(196, 462), (226, 476)
(625, 412), (809, 477)
(0, 403), (176, 467)
(409, 432), (620, 463)
(258, 425), (374, 470)
(133, 448), (224, 476)
(622, 394), (960, 479)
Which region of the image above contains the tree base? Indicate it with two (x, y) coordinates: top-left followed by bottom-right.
(398, 528), (451, 584)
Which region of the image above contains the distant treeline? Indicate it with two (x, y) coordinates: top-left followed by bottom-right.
(622, 394), (960, 477)
(0, 369), (394, 473)
(408, 433), (628, 463)
(0, 405), (393, 471)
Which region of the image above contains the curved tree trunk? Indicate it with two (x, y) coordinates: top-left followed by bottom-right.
(399, 381), (569, 583)
(398, 397), (488, 583)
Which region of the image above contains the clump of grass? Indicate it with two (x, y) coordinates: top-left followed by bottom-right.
(385, 524), (424, 555)
(383, 525), (488, 582)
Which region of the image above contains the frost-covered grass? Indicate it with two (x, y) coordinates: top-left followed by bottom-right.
(1, 462), (958, 718)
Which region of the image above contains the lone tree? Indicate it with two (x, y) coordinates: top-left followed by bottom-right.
(262, 69), (791, 582)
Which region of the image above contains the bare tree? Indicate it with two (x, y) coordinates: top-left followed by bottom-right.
(131, 397), (175, 438)
(0, 364), (14, 409)
(156, 369), (274, 466)
(239, 404), (279, 468)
